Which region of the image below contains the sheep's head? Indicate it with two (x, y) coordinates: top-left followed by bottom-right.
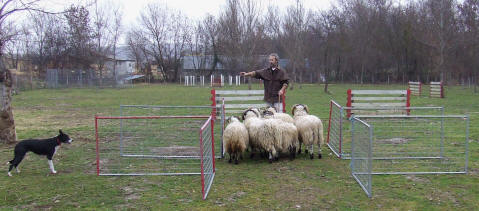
(242, 108), (261, 120)
(226, 116), (240, 124)
(292, 104), (309, 116)
(262, 110), (275, 119)
(266, 106), (277, 114)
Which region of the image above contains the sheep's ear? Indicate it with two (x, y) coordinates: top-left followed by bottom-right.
(304, 105), (309, 114)
(59, 129), (63, 134)
(241, 110), (247, 120)
(291, 104), (298, 115)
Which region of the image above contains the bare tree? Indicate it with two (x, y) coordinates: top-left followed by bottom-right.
(138, 3), (190, 82)
(91, 0), (112, 87)
(282, 0), (312, 88)
(458, 0), (479, 92)
(0, 0), (64, 144)
(218, 0), (265, 89)
(110, 3), (122, 85)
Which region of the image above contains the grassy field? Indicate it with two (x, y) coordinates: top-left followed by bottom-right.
(0, 83), (478, 210)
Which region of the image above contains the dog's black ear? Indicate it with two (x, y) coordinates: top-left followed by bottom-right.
(59, 129), (63, 134)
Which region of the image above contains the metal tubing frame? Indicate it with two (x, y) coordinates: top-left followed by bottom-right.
(200, 116), (215, 200)
(96, 115), (212, 176)
(327, 100), (445, 159)
(350, 117), (373, 198)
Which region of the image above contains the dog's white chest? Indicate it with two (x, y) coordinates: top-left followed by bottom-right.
(54, 146), (59, 155)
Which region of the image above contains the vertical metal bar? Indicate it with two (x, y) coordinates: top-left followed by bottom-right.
(210, 117), (216, 172)
(350, 118), (355, 172)
(367, 125), (373, 198)
(95, 116), (100, 176)
(199, 125), (205, 200)
(339, 106), (343, 157)
(120, 106), (124, 156)
(440, 115), (444, 158)
(327, 101), (333, 144)
(465, 115), (469, 173)
(221, 99), (225, 158)
(347, 89), (352, 118)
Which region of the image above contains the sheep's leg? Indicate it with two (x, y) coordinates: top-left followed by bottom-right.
(289, 146), (295, 160)
(268, 151), (273, 163)
(234, 153), (239, 165)
(298, 143), (302, 154)
(228, 153), (232, 163)
(240, 153), (243, 160)
(309, 145), (314, 159)
(317, 142), (322, 159)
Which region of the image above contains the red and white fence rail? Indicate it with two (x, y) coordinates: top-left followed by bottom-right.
(430, 82), (444, 98)
(346, 89), (411, 118)
(408, 81), (422, 96)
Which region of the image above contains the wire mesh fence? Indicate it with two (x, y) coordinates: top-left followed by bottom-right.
(354, 115), (469, 174)
(119, 105), (223, 157)
(351, 117), (373, 198)
(327, 100), (445, 159)
(95, 115), (212, 176)
(46, 69), (135, 88)
(350, 115), (469, 197)
(200, 116), (215, 200)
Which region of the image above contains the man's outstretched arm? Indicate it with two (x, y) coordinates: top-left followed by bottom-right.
(240, 71), (255, 77)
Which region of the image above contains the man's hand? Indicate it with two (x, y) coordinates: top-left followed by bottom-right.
(278, 89), (284, 96)
(240, 72), (247, 76)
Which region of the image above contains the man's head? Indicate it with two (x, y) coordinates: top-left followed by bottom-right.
(269, 53), (279, 68)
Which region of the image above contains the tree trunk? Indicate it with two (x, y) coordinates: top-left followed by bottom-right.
(474, 72), (478, 93)
(0, 68), (17, 144)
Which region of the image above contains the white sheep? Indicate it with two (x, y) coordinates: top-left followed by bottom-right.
(263, 110), (299, 160)
(292, 104), (324, 159)
(242, 108), (277, 163)
(223, 116), (249, 164)
(265, 106), (295, 123)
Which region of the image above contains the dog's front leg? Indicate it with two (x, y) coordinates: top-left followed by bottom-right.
(48, 160), (57, 174)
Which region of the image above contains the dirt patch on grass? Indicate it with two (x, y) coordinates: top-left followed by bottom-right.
(275, 184), (329, 210)
(122, 186), (142, 201)
(376, 138), (411, 144)
(405, 175), (430, 183)
(150, 146), (200, 156)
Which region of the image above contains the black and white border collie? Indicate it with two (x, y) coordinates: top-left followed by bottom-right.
(7, 130), (73, 176)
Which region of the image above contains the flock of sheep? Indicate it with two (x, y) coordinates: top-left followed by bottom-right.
(223, 104), (324, 164)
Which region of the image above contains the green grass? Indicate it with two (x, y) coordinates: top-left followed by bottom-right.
(0, 83), (478, 210)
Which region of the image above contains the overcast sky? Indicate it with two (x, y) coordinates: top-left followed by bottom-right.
(30, 0), (334, 25)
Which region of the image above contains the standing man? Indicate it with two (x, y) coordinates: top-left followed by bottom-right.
(240, 53), (289, 112)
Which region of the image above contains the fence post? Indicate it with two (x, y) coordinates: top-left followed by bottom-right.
(347, 89), (352, 118)
(210, 89), (216, 119)
(327, 101), (333, 144)
(95, 115), (100, 176)
(440, 81), (444, 98)
(406, 89), (411, 115)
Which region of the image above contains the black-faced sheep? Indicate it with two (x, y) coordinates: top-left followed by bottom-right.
(242, 108), (277, 163)
(223, 116), (249, 164)
(292, 104), (324, 159)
